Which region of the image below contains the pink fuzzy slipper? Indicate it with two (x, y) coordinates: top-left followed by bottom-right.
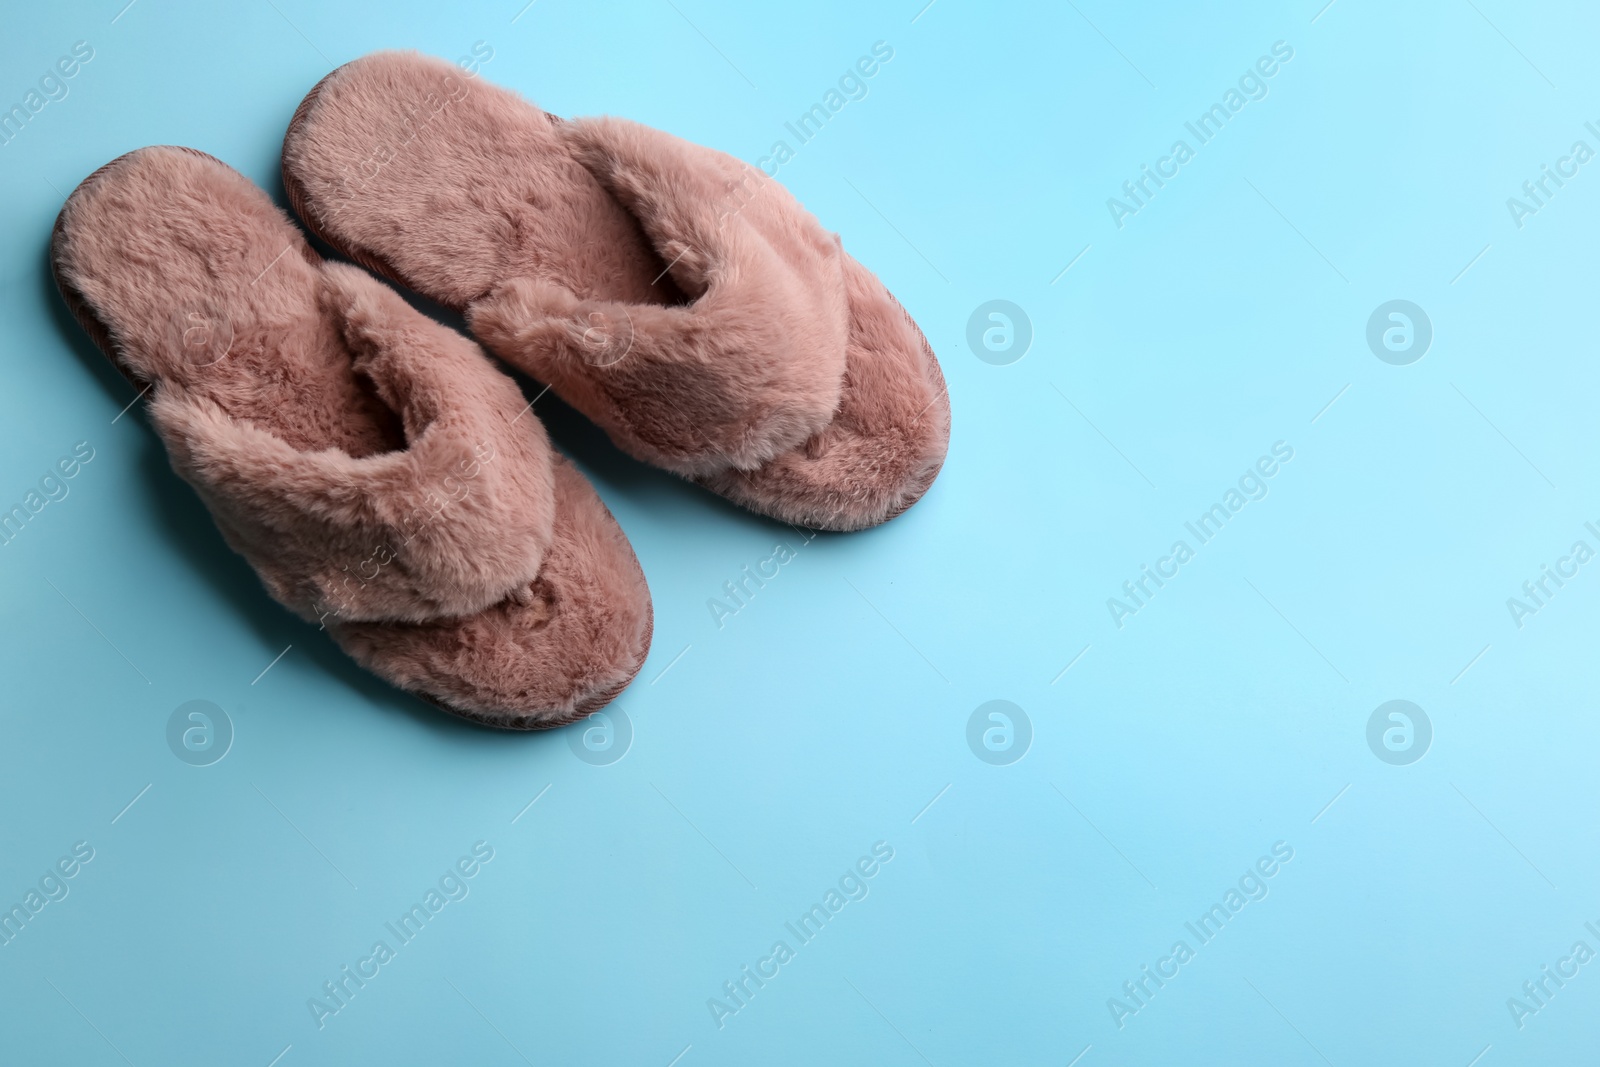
(51, 146), (652, 728)
(280, 51), (949, 531)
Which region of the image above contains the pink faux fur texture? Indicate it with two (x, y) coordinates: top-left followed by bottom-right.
(280, 50), (950, 531)
(51, 146), (652, 727)
(153, 264), (559, 625)
(469, 120), (852, 479)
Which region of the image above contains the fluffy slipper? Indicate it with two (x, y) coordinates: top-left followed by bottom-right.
(280, 50), (949, 531)
(52, 146), (652, 728)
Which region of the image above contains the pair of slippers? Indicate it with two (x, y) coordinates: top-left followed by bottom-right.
(51, 51), (949, 729)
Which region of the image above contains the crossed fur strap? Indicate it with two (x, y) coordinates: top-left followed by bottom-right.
(151, 265), (556, 624)
(467, 116), (853, 478)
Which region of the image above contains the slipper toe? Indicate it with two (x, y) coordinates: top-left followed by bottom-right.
(697, 257), (950, 531)
(331, 456), (653, 729)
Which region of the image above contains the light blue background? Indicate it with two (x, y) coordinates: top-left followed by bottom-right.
(2, 0), (1597, 1063)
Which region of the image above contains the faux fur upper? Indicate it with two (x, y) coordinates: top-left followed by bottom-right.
(53, 148), (554, 623)
(469, 116), (852, 476)
(52, 146), (654, 724)
(152, 265), (558, 624)
(284, 53), (850, 476)
(281, 50), (951, 530)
